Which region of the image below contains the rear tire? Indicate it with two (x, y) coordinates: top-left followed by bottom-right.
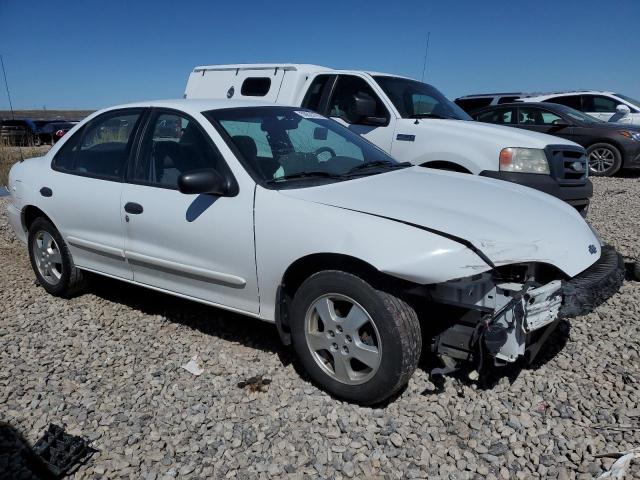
(28, 217), (86, 297)
(587, 143), (622, 176)
(289, 270), (421, 405)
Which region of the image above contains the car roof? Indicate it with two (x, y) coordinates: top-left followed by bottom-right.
(95, 98), (287, 116)
(522, 90), (615, 99)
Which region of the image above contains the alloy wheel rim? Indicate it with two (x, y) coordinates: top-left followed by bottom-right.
(588, 148), (615, 174)
(304, 293), (382, 385)
(33, 231), (63, 285)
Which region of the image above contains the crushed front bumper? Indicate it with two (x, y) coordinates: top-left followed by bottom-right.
(560, 245), (625, 318)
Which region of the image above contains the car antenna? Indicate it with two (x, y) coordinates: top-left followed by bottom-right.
(416, 32), (431, 124)
(1, 54), (24, 162)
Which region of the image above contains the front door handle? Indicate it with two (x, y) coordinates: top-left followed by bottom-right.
(124, 202), (144, 214)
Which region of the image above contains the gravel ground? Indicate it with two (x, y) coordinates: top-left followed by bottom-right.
(1, 176), (639, 480)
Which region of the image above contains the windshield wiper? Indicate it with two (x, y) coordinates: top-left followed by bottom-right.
(344, 160), (412, 176)
(266, 171), (341, 183)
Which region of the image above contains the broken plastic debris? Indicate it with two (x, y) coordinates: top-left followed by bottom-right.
(32, 424), (95, 477)
(181, 355), (204, 376)
(237, 375), (272, 392)
(597, 447), (640, 479)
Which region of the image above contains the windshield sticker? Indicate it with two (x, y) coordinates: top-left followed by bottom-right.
(294, 110), (326, 120)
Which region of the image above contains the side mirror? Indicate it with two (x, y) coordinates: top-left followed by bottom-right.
(616, 104), (631, 114)
(552, 119), (570, 128)
(349, 93), (388, 126)
(178, 169), (228, 196)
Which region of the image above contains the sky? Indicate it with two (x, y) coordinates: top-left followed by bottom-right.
(1, 0), (639, 109)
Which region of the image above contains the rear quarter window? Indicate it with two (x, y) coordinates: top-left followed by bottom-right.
(241, 77), (271, 97)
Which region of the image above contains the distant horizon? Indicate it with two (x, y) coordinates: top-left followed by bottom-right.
(1, 0), (639, 110)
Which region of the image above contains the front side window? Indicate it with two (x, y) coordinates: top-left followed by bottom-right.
(327, 76), (388, 124)
(475, 107), (515, 124)
(131, 111), (226, 189)
(206, 107), (404, 187)
(374, 76), (471, 121)
(546, 95), (582, 110)
(52, 110), (142, 179)
(582, 95), (619, 113)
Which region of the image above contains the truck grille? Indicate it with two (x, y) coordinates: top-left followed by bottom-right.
(545, 145), (588, 185)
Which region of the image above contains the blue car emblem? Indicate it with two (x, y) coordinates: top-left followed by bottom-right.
(588, 244), (597, 254)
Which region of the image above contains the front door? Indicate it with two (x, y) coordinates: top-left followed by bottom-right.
(324, 75), (397, 152)
(45, 109), (145, 280)
(516, 106), (575, 141)
(121, 109), (259, 314)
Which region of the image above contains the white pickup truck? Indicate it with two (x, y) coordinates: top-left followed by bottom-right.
(185, 64), (593, 215)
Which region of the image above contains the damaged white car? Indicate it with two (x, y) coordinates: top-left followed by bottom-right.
(6, 100), (624, 404)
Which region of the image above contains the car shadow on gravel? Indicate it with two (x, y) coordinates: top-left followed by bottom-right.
(84, 275), (295, 366)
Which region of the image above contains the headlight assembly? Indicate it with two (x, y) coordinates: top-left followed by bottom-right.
(499, 148), (550, 174)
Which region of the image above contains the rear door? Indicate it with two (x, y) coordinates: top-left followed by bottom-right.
(121, 108), (259, 314)
(45, 108), (145, 279)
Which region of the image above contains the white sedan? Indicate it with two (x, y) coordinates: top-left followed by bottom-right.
(6, 99), (623, 404)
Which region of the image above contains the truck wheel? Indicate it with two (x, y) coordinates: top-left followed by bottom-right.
(28, 217), (86, 297)
(587, 143), (622, 176)
(289, 270), (421, 405)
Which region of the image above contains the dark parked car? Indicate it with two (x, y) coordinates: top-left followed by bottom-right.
(473, 102), (640, 176)
(36, 122), (77, 145)
(0, 120), (35, 146)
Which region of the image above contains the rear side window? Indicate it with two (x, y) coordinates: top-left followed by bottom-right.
(241, 77), (271, 96)
(546, 95), (582, 110)
(301, 74), (334, 112)
(475, 107), (515, 124)
(454, 98), (492, 113)
(52, 110), (142, 180)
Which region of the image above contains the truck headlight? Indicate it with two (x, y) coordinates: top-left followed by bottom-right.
(499, 148), (550, 174)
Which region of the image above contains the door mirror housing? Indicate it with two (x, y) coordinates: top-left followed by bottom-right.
(349, 93), (388, 126)
(178, 169), (229, 196)
(552, 119), (570, 128)
(616, 104), (631, 115)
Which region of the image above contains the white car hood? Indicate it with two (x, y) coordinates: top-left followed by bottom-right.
(280, 167), (599, 277)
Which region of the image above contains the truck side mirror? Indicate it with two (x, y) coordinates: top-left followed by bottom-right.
(349, 93), (388, 126)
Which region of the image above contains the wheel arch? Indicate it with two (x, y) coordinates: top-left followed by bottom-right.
(22, 205), (54, 233)
(275, 253), (417, 345)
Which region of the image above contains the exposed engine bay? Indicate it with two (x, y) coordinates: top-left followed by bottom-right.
(427, 265), (563, 374)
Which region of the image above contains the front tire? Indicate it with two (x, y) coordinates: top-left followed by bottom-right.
(289, 271), (422, 405)
(28, 217), (86, 297)
(587, 143), (622, 176)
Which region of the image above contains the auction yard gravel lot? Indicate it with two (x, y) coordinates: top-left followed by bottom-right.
(1, 176), (639, 479)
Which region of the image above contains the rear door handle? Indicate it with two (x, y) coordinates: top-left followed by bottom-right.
(124, 202), (143, 214)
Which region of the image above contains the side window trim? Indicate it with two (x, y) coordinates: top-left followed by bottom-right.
(315, 74), (338, 116)
(51, 107), (145, 182)
(125, 107), (239, 194)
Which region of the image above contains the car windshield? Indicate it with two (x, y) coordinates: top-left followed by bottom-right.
(550, 104), (604, 124)
(373, 76), (472, 120)
(615, 93), (640, 110)
(206, 107), (408, 187)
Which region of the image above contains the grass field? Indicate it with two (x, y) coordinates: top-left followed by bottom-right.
(0, 146), (49, 186)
